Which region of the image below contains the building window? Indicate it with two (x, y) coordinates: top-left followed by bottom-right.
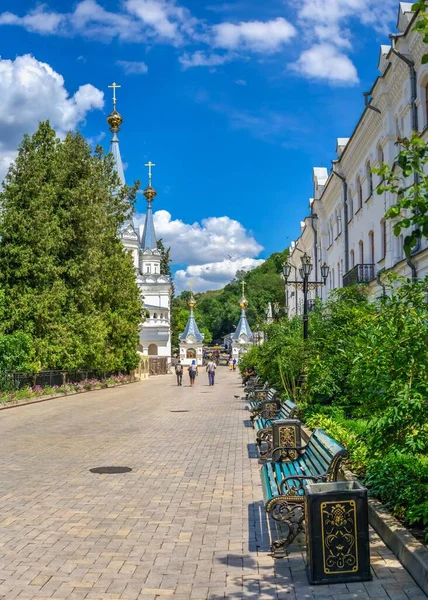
(357, 176), (363, 211)
(146, 265), (151, 273)
(395, 117), (401, 138)
(359, 240), (364, 264)
(380, 219), (386, 259)
(377, 144), (384, 183)
(350, 249), (355, 268)
(368, 230), (375, 264)
(425, 83), (428, 126)
(154, 313), (157, 319)
(348, 193), (353, 220)
(366, 161), (373, 199)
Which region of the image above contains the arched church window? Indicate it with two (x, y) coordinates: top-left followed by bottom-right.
(154, 313), (157, 319)
(148, 344), (158, 356)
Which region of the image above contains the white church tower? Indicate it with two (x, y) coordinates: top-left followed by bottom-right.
(107, 83), (172, 363)
(137, 164), (172, 359)
(107, 82), (140, 270)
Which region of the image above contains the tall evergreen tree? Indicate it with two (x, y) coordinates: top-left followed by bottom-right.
(0, 122), (142, 371)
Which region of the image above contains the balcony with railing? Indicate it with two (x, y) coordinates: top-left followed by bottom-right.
(343, 264), (375, 287)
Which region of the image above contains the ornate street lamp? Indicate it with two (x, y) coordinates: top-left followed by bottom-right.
(282, 255), (330, 340)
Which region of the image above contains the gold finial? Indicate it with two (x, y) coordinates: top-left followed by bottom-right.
(107, 82), (123, 132)
(143, 160), (157, 203)
(240, 280), (248, 309)
(189, 281), (196, 308)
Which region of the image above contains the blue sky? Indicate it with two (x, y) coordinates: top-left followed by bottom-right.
(0, 0), (399, 291)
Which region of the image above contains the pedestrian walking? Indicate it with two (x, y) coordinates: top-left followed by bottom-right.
(228, 358), (233, 371)
(232, 358), (237, 371)
(206, 359), (216, 386)
(175, 360), (183, 386)
(188, 360), (198, 387)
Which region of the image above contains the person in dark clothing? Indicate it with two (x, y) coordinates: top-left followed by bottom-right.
(175, 361), (183, 386)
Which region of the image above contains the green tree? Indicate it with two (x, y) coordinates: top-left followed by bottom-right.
(376, 135), (428, 256)
(0, 122), (142, 372)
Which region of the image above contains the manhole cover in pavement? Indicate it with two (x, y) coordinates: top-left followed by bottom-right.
(170, 410), (190, 413)
(90, 466), (132, 474)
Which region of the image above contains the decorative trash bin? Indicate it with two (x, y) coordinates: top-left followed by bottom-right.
(304, 481), (371, 585)
(272, 419), (302, 461)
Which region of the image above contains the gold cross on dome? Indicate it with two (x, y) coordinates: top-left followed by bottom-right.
(145, 161), (156, 187)
(189, 280), (194, 293)
(241, 280), (246, 296)
(108, 82), (121, 109)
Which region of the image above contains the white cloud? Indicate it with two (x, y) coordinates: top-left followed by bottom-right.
(291, 44), (359, 85)
(0, 0), (399, 81)
(235, 79), (247, 86)
(174, 257), (264, 293)
(0, 6), (64, 34)
(116, 60), (149, 74)
(213, 17), (296, 53)
(70, 0), (144, 41)
(0, 54), (104, 182)
(134, 209), (264, 291)
(179, 51), (234, 69)
(124, 0), (198, 44)
(134, 210), (263, 265)
(294, 0), (397, 84)
(298, 0), (396, 36)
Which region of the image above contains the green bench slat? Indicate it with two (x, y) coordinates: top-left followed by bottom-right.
(261, 462), (277, 503)
(260, 428), (348, 507)
(253, 401), (297, 431)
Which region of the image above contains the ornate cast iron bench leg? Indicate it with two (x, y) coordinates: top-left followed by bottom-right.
(257, 427), (273, 460)
(268, 498), (305, 555)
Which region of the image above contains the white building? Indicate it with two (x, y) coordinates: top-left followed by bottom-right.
(179, 295), (204, 366)
(107, 89), (172, 360)
(287, 3), (428, 317)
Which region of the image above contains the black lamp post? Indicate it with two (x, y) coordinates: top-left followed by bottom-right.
(283, 254), (329, 340)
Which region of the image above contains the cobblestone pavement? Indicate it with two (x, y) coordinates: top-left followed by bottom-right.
(0, 370), (426, 600)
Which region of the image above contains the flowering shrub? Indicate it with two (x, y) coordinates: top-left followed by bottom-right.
(0, 373), (137, 405)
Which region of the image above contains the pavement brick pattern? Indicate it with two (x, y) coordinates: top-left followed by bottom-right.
(0, 370), (426, 600)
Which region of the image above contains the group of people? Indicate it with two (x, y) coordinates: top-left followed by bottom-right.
(174, 358), (219, 387)
(228, 358), (237, 371)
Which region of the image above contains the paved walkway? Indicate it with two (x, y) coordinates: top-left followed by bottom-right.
(0, 370), (425, 600)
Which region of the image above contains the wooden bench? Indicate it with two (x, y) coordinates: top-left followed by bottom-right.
(260, 428), (349, 553)
(244, 376), (264, 393)
(254, 399), (298, 458)
(248, 388), (278, 424)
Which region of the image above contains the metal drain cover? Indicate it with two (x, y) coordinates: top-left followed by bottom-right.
(90, 466), (132, 474)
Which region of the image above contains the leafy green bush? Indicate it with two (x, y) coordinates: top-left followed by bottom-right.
(304, 411), (368, 477)
(365, 453), (428, 539)
(305, 287), (374, 409)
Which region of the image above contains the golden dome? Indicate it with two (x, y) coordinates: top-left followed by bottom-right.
(143, 185), (157, 202)
(240, 296), (248, 309)
(107, 109), (123, 131)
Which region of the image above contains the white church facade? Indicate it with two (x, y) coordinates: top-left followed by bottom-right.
(287, 3), (428, 318)
(107, 85), (172, 360)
